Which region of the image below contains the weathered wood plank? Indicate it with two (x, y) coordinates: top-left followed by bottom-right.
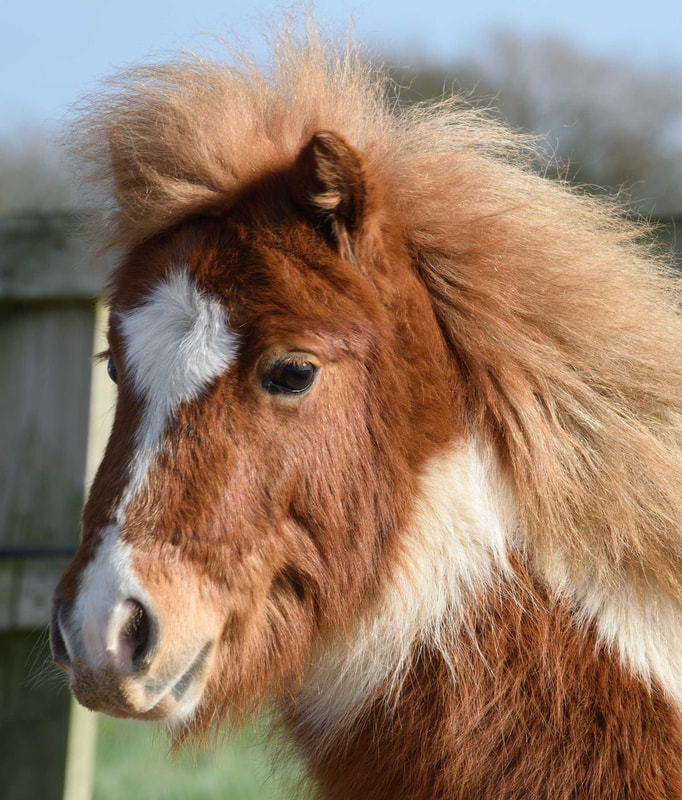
(0, 305), (94, 549)
(0, 212), (112, 301)
(0, 559), (72, 632)
(16, 558), (74, 629)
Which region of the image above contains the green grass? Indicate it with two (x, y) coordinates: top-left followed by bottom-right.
(94, 715), (304, 800)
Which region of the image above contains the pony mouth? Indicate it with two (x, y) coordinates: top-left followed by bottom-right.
(138, 641), (214, 721)
(70, 640), (215, 722)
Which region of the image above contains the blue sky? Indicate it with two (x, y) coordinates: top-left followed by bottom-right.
(1, 0), (681, 136)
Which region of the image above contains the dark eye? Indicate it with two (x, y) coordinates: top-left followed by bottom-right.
(263, 360), (317, 394)
(107, 356), (118, 384)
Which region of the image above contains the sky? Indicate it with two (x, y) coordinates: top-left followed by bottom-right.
(1, 0), (682, 137)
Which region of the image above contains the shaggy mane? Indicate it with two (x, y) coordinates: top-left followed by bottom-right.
(71, 20), (682, 617)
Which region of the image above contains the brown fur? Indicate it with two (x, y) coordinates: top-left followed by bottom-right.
(52, 17), (682, 799)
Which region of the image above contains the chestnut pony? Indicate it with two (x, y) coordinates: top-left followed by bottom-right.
(51, 25), (682, 799)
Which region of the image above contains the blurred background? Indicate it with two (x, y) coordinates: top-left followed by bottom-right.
(1, 1), (681, 799)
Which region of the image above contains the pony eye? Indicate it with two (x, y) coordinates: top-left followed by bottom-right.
(263, 360), (317, 394)
(107, 356), (118, 384)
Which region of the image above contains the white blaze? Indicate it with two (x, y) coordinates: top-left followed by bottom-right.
(116, 267), (238, 522)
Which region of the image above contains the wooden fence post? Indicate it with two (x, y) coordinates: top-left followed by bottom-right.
(63, 300), (116, 800)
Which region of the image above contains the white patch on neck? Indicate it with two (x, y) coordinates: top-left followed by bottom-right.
(546, 562), (682, 708)
(116, 268), (237, 522)
(293, 441), (682, 752)
(295, 440), (517, 748)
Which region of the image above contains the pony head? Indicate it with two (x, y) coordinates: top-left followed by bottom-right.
(51, 123), (457, 728)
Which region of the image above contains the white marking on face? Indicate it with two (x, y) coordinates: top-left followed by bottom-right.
(116, 267), (238, 522)
(68, 269), (236, 696)
(296, 439), (518, 749)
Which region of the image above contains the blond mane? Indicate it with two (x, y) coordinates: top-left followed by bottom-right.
(71, 19), (682, 617)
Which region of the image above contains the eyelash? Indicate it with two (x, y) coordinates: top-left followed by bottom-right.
(97, 349), (118, 384)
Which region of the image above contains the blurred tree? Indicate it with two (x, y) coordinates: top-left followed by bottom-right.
(391, 35), (682, 215)
(2, 38), (681, 217)
(0, 130), (76, 215)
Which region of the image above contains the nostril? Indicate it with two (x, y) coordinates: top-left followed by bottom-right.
(118, 599), (153, 671)
(50, 603), (71, 668)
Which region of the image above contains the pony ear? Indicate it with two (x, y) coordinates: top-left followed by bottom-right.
(292, 131), (370, 264)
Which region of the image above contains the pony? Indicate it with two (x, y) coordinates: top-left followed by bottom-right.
(51, 22), (682, 799)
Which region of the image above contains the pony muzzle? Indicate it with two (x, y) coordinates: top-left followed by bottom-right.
(50, 583), (216, 721)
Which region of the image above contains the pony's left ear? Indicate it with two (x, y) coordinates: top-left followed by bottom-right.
(292, 131), (373, 265)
